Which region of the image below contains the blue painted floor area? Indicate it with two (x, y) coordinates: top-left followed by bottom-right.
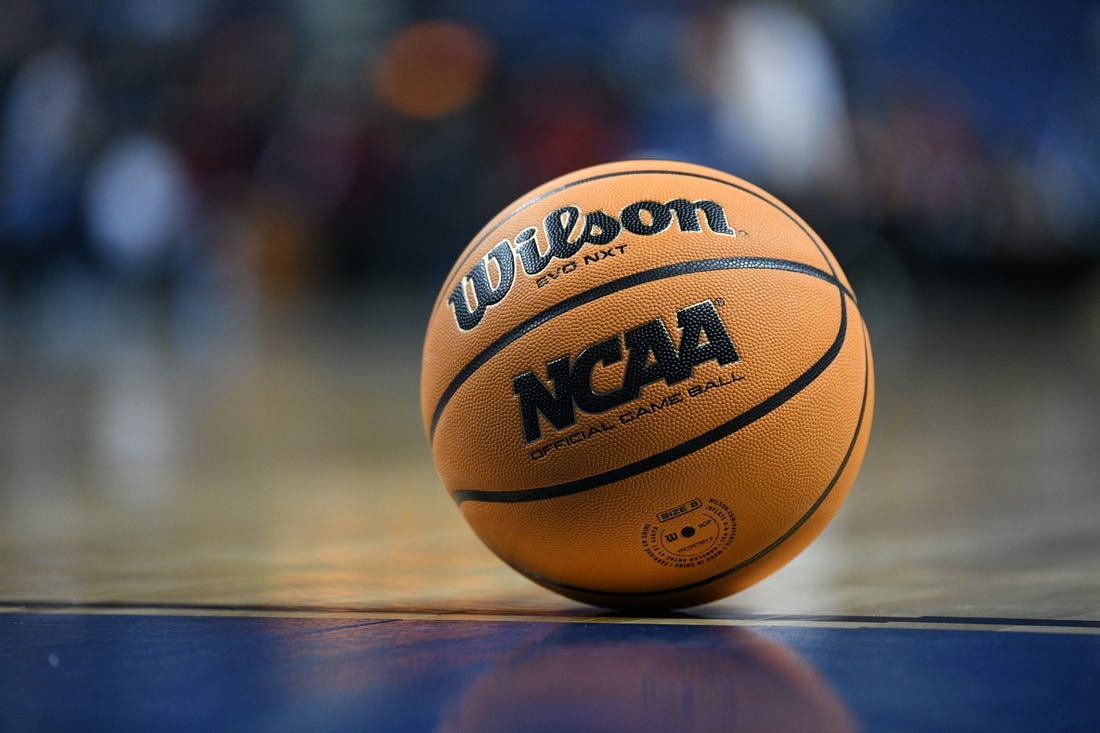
(1, 613), (1097, 732)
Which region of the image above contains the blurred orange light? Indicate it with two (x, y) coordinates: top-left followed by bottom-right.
(372, 20), (491, 120)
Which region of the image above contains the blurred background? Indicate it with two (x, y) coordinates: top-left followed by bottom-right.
(2, 0), (1098, 296)
(1, 0), (1099, 614)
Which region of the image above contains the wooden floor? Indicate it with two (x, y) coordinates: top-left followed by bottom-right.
(1, 275), (1099, 730)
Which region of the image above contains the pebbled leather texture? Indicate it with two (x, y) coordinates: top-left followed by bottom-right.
(421, 159), (874, 610)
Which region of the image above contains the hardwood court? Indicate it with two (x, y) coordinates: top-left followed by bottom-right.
(1, 277), (1099, 731)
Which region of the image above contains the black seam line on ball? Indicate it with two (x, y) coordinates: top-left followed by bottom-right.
(452, 280), (848, 507)
(434, 167), (842, 313)
(499, 303), (869, 601)
(430, 257), (849, 441)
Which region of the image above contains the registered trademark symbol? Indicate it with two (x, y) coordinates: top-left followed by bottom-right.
(714, 297), (726, 307)
(737, 229), (749, 237)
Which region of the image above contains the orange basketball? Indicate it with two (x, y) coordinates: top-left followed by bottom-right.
(420, 160), (873, 610)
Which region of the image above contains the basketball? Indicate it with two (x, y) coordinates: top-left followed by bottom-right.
(420, 159), (874, 610)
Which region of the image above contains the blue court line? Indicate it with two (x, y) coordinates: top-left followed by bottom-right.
(1, 612), (1096, 733)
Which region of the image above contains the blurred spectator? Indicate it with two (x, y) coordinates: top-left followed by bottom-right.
(0, 0), (1096, 309)
(1, 45), (93, 275)
(707, 2), (856, 197)
(85, 132), (196, 279)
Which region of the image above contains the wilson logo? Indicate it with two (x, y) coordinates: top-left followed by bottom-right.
(449, 198), (739, 331)
(513, 300), (739, 442)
